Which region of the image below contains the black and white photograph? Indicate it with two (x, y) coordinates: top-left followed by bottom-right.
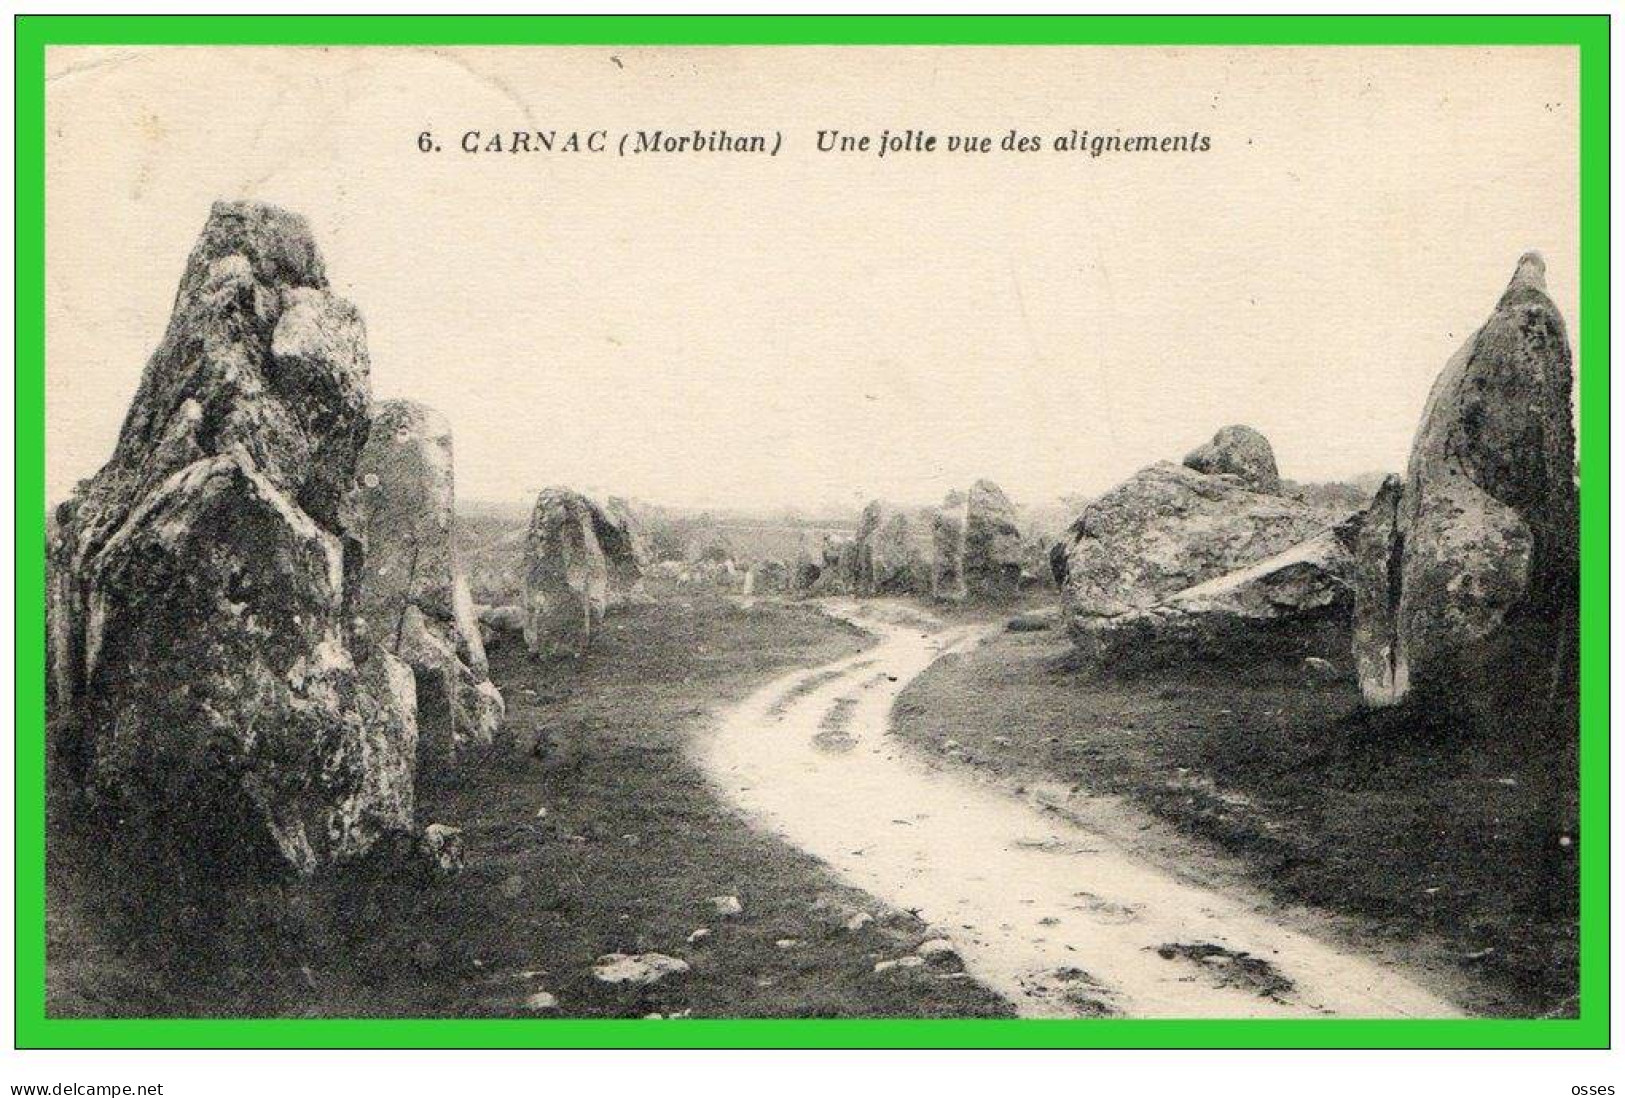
(37, 40), (1583, 1031)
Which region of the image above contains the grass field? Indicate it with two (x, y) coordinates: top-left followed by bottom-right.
(46, 596), (1012, 1019)
(889, 621), (1579, 1019)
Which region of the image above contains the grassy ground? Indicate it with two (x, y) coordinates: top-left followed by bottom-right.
(890, 620), (1579, 1018)
(46, 595), (1012, 1019)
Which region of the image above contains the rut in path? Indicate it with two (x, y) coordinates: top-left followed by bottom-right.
(699, 602), (1464, 1019)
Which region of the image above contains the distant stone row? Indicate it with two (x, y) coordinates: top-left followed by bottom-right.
(793, 480), (1038, 602)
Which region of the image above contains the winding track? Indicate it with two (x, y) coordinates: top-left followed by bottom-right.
(700, 601), (1463, 1019)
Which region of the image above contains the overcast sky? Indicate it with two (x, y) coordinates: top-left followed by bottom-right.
(45, 46), (1578, 513)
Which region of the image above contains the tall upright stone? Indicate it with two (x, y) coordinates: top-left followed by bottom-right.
(1048, 540), (1070, 590)
(585, 494), (649, 603)
(931, 492), (968, 602)
(963, 479), (1024, 599)
(792, 533), (824, 594)
(1350, 475), (1405, 706)
(46, 201), (416, 874)
(854, 500), (934, 596)
(355, 400), (503, 771)
(1352, 254), (1577, 726)
(523, 487), (610, 658)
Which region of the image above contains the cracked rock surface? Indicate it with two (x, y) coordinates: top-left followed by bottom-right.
(48, 200), (417, 874)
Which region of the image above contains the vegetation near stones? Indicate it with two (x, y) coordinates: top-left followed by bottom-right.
(45, 203), (1578, 1019)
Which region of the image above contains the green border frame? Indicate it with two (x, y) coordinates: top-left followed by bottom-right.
(13, 14), (1610, 1050)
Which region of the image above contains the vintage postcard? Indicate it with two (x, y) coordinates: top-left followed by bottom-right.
(18, 15), (1605, 1073)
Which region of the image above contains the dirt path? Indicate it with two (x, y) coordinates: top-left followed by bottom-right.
(700, 601), (1465, 1019)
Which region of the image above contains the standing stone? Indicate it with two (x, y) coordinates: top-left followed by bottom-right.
(523, 488), (609, 658)
(1350, 475), (1405, 706)
(795, 533), (856, 596)
(45, 201), (415, 874)
(1352, 254), (1577, 726)
(854, 500), (934, 596)
(792, 534), (822, 593)
(931, 493), (968, 602)
(1183, 425), (1282, 494)
(835, 537), (862, 592)
(584, 494), (649, 603)
(355, 400), (503, 771)
(963, 480), (1024, 599)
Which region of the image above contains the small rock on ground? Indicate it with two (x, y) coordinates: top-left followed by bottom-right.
(874, 956), (927, 974)
(592, 953), (691, 986)
(522, 990), (559, 1012)
(419, 823), (465, 874)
